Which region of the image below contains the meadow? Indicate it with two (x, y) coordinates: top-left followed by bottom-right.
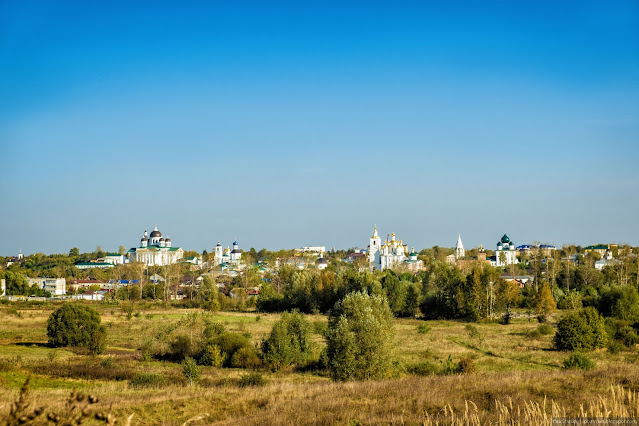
(1, 301), (638, 425)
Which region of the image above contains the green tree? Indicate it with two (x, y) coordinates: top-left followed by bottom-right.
(554, 307), (608, 351)
(47, 304), (106, 354)
(262, 312), (314, 371)
(535, 281), (556, 319)
(612, 285), (639, 321)
(182, 357), (200, 385)
(325, 291), (395, 381)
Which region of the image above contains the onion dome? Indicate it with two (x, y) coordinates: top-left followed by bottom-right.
(501, 234), (511, 244)
(165, 237), (171, 242)
(317, 257), (328, 264)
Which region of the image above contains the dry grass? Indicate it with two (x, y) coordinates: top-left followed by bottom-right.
(1, 303), (639, 424)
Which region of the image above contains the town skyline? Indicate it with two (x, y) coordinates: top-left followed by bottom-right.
(2, 1), (638, 255)
(1, 223), (634, 258)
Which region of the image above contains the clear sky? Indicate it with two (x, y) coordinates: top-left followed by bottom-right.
(1, 0), (638, 255)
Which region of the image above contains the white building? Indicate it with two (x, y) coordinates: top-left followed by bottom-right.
(493, 234), (519, 267)
(455, 234), (465, 260)
(295, 246), (326, 255)
(316, 252), (329, 270)
(26, 278), (66, 296)
(128, 227), (184, 266)
(404, 248), (423, 272)
(214, 241), (242, 267)
(368, 226), (408, 271)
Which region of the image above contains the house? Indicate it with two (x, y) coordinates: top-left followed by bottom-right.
(74, 290), (106, 301)
(501, 275), (535, 288)
(68, 279), (110, 292)
(585, 244), (617, 259)
(75, 261), (114, 269)
(26, 278), (66, 296)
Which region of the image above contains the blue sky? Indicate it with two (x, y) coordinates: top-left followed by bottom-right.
(1, 0), (638, 255)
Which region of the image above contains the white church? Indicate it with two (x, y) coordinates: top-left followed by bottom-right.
(492, 234), (519, 267)
(368, 226), (409, 271)
(213, 240), (242, 267)
(127, 227), (184, 266)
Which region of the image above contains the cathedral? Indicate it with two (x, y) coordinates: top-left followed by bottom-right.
(213, 240), (242, 267)
(493, 234), (518, 267)
(128, 227), (184, 266)
(368, 226), (408, 271)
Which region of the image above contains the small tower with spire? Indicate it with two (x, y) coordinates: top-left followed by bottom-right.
(455, 234), (465, 260)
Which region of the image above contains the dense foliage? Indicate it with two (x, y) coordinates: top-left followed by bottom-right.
(554, 307), (608, 351)
(261, 312), (314, 371)
(47, 304), (106, 354)
(325, 291), (395, 381)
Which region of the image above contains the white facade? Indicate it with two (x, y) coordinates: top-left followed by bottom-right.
(26, 278), (66, 296)
(316, 252), (328, 270)
(368, 226), (408, 271)
(455, 234), (465, 260)
(295, 246), (326, 255)
(214, 240), (242, 267)
(494, 234), (518, 267)
(128, 227), (184, 266)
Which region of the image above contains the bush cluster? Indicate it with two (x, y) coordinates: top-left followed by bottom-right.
(554, 307), (608, 351)
(47, 304), (106, 355)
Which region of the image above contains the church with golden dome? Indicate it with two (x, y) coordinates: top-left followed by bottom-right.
(368, 226), (409, 271)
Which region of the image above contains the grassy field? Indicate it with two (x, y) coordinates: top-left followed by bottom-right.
(0, 302), (638, 425)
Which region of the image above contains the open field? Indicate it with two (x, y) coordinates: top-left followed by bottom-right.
(1, 302), (638, 424)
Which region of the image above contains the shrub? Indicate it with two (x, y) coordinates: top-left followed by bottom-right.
(168, 334), (193, 361)
(325, 291), (395, 381)
(615, 326), (639, 348)
(262, 312), (314, 371)
(203, 322), (226, 340)
(313, 320), (328, 336)
(230, 346), (261, 369)
(554, 307), (608, 351)
(441, 355), (457, 375)
(408, 361), (439, 376)
(537, 324), (554, 335)
(417, 324), (431, 334)
(129, 373), (167, 388)
(199, 344), (224, 367)
(563, 353), (595, 370)
(182, 357), (200, 385)
(238, 372), (267, 387)
(47, 304), (107, 354)
(209, 332), (253, 367)
(457, 357), (477, 374)
(100, 357), (115, 369)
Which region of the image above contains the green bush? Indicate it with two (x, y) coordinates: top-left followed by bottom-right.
(100, 357), (115, 369)
(537, 324), (554, 335)
(168, 334), (193, 361)
(554, 307), (608, 351)
(238, 372), (267, 387)
(230, 346), (261, 369)
(262, 312), (314, 371)
(312, 320), (328, 336)
(417, 324), (431, 334)
(129, 373), (167, 388)
(209, 332), (253, 367)
(325, 291), (395, 381)
(47, 304), (107, 354)
(407, 361), (439, 376)
(182, 357), (200, 385)
(615, 326), (639, 348)
(200, 344), (224, 367)
(563, 353), (595, 370)
(441, 355), (457, 375)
